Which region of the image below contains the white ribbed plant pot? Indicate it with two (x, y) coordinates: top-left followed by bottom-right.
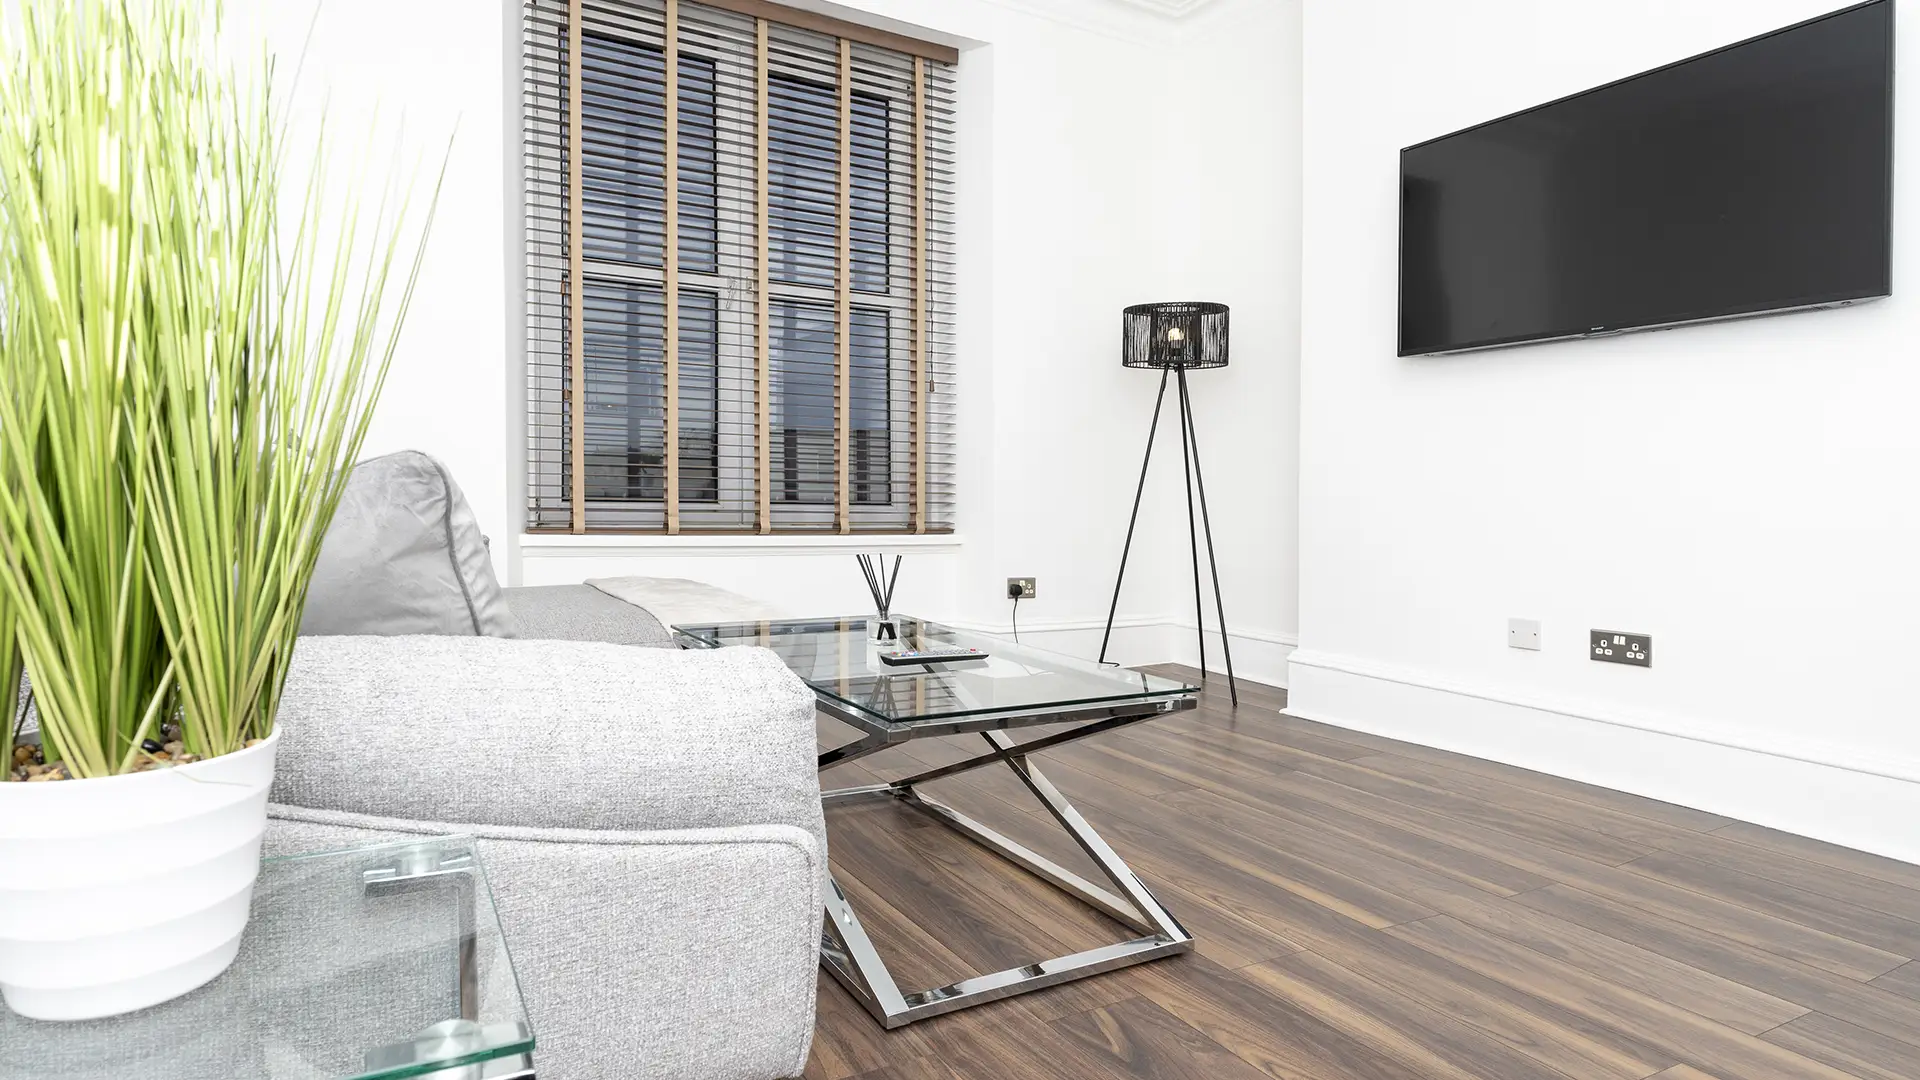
(0, 729), (279, 1021)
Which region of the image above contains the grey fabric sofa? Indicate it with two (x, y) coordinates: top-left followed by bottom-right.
(271, 604), (823, 1076)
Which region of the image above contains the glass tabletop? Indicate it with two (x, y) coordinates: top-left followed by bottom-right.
(1, 836), (532, 1080)
(674, 615), (1197, 727)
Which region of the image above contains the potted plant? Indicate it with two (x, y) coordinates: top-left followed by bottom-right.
(0, 0), (433, 1020)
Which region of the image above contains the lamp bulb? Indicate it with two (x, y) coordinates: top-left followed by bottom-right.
(1165, 326), (1185, 344)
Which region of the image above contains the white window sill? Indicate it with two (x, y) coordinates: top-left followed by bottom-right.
(518, 533), (965, 558)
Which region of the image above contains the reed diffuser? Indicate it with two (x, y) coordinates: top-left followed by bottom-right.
(857, 554), (903, 643)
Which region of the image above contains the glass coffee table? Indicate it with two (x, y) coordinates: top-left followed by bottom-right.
(2, 837), (534, 1079)
(675, 614), (1199, 1029)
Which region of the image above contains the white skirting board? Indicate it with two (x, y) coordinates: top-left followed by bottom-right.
(1287, 649), (1920, 868)
(1164, 622), (1296, 691)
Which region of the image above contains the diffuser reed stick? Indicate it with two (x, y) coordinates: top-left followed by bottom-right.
(857, 554), (903, 619)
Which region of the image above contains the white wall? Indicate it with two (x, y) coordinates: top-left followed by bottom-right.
(241, 0), (515, 574)
(1154, 0), (1303, 686)
(1293, 0), (1920, 862)
(841, 0), (1303, 686)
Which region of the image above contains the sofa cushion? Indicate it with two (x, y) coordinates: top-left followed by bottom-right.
(503, 584), (675, 647)
(300, 451), (517, 638)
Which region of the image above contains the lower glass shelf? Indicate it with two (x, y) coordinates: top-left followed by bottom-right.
(1, 836), (533, 1080)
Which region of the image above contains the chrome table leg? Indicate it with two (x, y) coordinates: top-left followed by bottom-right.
(361, 847), (536, 1078)
(817, 724), (1193, 1029)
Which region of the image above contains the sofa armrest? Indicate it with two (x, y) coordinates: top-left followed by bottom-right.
(273, 635), (823, 846)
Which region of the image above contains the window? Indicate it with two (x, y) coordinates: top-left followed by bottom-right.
(524, 0), (957, 533)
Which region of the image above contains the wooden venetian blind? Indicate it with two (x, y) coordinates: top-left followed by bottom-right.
(524, 0), (958, 534)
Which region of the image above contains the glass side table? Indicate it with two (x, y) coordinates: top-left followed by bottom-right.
(1, 836), (534, 1080)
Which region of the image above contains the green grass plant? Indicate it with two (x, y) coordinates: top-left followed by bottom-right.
(0, 0), (437, 779)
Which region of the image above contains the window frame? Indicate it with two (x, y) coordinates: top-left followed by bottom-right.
(522, 0), (957, 535)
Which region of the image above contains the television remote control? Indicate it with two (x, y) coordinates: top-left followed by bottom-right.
(879, 647), (989, 666)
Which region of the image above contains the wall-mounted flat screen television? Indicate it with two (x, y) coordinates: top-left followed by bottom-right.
(1399, 0), (1894, 357)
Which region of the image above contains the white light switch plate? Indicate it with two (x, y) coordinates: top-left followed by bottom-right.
(1508, 618), (1542, 651)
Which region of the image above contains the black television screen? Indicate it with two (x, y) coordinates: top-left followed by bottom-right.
(1399, 0), (1894, 356)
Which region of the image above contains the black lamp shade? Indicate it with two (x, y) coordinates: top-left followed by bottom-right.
(1122, 302), (1229, 370)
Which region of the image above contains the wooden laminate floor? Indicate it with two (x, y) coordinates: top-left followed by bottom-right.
(804, 664), (1920, 1080)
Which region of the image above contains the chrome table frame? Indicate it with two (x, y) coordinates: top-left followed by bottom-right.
(814, 692), (1197, 1029)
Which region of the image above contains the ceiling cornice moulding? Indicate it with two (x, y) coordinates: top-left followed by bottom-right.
(1103, 0), (1221, 16)
(976, 0), (1230, 45)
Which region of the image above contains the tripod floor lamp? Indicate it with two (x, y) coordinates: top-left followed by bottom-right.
(1098, 301), (1238, 706)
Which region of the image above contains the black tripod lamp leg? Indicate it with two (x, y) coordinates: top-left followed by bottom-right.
(1099, 369), (1171, 665)
(1179, 371), (1238, 706)
(1176, 371), (1207, 679)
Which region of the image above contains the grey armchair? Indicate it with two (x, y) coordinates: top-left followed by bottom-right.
(266, 633), (826, 1080)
